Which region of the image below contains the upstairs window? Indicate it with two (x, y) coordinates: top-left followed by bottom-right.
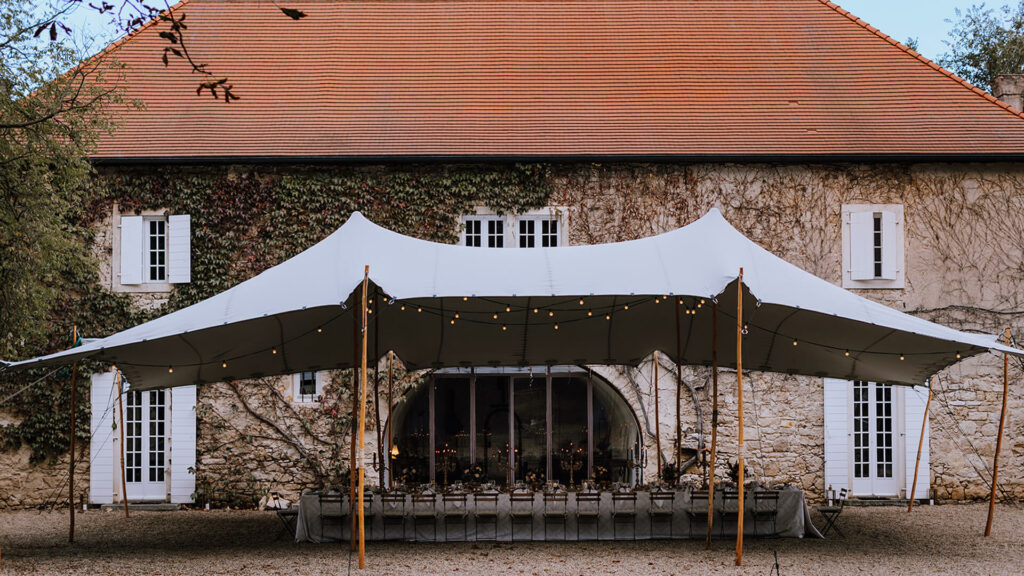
(146, 218), (167, 282)
(463, 217), (504, 247)
(462, 208), (566, 249)
(118, 212), (191, 288)
(842, 204), (904, 289)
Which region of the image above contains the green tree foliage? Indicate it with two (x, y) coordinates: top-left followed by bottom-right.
(0, 0), (125, 462)
(940, 2), (1024, 91)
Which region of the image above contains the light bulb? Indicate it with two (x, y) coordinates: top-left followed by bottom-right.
(792, 339), (798, 346)
(605, 314), (611, 320)
(493, 313), (499, 319)
(554, 324), (559, 330)
(955, 351), (961, 359)
(900, 354), (905, 361)
(501, 325), (507, 331)
(463, 296), (468, 301)
(317, 327), (323, 333)
(534, 308), (539, 314)
(655, 298), (660, 304)
(272, 349), (277, 355)
(221, 362), (227, 368)
(168, 367), (173, 373)
(587, 310), (593, 317)
(417, 307), (422, 313)
(505, 305), (511, 313)
(844, 350), (850, 357)
(624, 304), (629, 310)
(401, 305), (406, 311)
(549, 311), (554, 317)
(450, 319), (455, 325)
(579, 299), (585, 306)
(454, 312), (460, 319)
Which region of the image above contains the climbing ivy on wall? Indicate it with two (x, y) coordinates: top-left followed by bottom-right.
(0, 162), (553, 464)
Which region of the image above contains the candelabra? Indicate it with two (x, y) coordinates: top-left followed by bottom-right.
(627, 443), (648, 486)
(559, 442), (584, 487)
(494, 444), (514, 485)
(436, 443), (457, 486)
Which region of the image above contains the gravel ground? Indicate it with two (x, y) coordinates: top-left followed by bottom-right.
(1, 503), (1022, 575)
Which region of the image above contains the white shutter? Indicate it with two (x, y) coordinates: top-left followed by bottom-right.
(880, 211), (899, 280)
(89, 371), (117, 504)
(119, 216), (143, 285)
(169, 385), (197, 504)
(904, 385), (930, 500)
(168, 214), (191, 284)
(849, 212), (875, 280)
(823, 378), (850, 492)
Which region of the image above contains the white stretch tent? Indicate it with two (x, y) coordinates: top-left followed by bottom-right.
(4, 208), (1021, 389)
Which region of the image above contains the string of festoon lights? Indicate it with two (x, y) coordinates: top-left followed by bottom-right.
(152, 293), (970, 374)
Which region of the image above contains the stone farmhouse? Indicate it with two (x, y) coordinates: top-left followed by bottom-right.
(1, 0), (1022, 509)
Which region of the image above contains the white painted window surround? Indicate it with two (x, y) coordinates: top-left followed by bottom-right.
(461, 207), (568, 248)
(292, 371), (326, 403)
(89, 371), (196, 504)
(118, 212), (191, 289)
(823, 378), (929, 499)
(841, 204), (904, 289)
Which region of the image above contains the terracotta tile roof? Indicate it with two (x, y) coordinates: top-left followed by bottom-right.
(90, 0), (1024, 161)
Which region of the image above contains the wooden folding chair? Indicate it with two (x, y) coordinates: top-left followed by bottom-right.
(473, 491), (500, 541)
(575, 491), (601, 541)
(381, 492), (407, 541)
(542, 490), (569, 541)
(412, 491), (437, 541)
(611, 491), (637, 540)
(686, 490), (710, 538)
(752, 490), (780, 538)
(510, 490), (535, 541)
(648, 489), (675, 539)
(443, 491), (469, 541)
(318, 492), (347, 543)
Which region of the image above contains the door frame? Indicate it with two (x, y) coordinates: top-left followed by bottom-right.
(847, 381), (904, 497)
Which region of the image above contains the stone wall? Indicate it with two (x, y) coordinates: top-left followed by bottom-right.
(552, 162), (1023, 502)
(29, 160), (1017, 509)
(0, 409), (88, 509)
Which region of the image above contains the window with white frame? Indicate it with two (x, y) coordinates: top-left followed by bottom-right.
(146, 218), (167, 282)
(462, 208), (566, 248)
(841, 204), (904, 289)
(118, 212), (191, 288)
(293, 371), (323, 403)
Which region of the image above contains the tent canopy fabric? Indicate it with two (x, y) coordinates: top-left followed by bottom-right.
(4, 209), (1020, 389)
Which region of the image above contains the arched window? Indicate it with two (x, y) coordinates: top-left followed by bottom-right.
(389, 368), (640, 488)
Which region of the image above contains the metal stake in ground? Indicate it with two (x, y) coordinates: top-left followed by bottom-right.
(735, 270), (744, 567)
(985, 327), (1011, 536)
(908, 376), (934, 513)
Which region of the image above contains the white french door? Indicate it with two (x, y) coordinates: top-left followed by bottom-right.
(124, 389), (168, 501)
(850, 381), (901, 496)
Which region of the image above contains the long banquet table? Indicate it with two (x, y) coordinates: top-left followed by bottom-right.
(294, 487), (822, 542)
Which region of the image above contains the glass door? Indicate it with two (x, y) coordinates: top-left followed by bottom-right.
(851, 381), (901, 496)
(124, 389), (168, 501)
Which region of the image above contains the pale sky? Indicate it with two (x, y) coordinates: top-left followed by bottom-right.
(61, 0), (985, 64)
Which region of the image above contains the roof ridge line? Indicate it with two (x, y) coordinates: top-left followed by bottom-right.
(818, 0), (1024, 122)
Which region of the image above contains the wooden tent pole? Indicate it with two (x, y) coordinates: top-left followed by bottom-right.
(675, 303), (683, 470)
(357, 266), (369, 569)
(735, 270), (744, 567)
(653, 350), (661, 481)
(350, 288), (359, 551)
(387, 351), (394, 491)
(115, 369), (129, 518)
(373, 290), (383, 487)
(985, 327), (1011, 537)
(908, 376), (934, 513)
(705, 302), (719, 549)
(68, 325), (78, 544)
